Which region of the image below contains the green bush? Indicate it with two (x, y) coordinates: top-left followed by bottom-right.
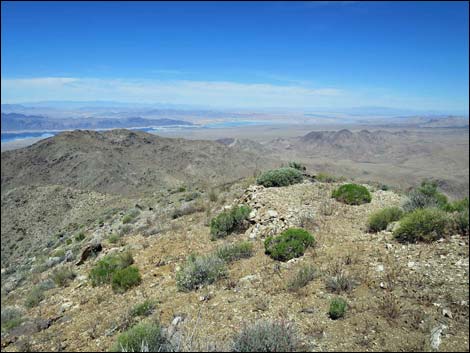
(443, 197), (469, 213)
(287, 264), (317, 292)
(120, 224), (132, 236)
(367, 207), (404, 232)
(176, 254), (227, 292)
(402, 180), (449, 212)
(231, 320), (298, 352)
(112, 322), (168, 352)
(74, 232), (86, 242)
(210, 205), (251, 240)
(108, 233), (121, 244)
(256, 168), (303, 187)
(1, 307), (23, 332)
(50, 265), (76, 287)
(25, 285), (45, 308)
(443, 197), (469, 236)
(393, 208), (451, 243)
(316, 172), (345, 183)
(215, 242), (254, 263)
(122, 208), (140, 224)
(265, 228), (315, 262)
(332, 184), (372, 205)
(89, 251), (134, 286)
(111, 266), (142, 293)
(329, 297), (347, 320)
(129, 299), (156, 317)
(288, 161), (306, 171)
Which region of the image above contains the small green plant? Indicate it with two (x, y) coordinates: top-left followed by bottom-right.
(367, 207), (404, 232)
(210, 205), (251, 239)
(108, 233), (121, 244)
(74, 232), (86, 242)
(287, 264), (317, 292)
(265, 228), (315, 262)
(89, 251), (134, 286)
(393, 208), (451, 243)
(256, 167), (303, 187)
(112, 321), (168, 352)
(231, 320), (299, 352)
(316, 172), (345, 183)
(129, 299), (156, 317)
(332, 183), (372, 205)
(1, 307), (23, 332)
(215, 242), (254, 263)
(176, 254), (227, 292)
(402, 180), (449, 212)
(122, 208), (140, 224)
(177, 185), (187, 193)
(209, 189), (219, 202)
(120, 224), (132, 236)
(51, 248), (66, 258)
(329, 297), (347, 320)
(50, 265), (76, 287)
(111, 266), (142, 293)
(288, 161), (306, 171)
(24, 285), (45, 308)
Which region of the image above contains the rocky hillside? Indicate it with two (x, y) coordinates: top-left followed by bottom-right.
(1, 177), (468, 352)
(1, 129), (277, 196)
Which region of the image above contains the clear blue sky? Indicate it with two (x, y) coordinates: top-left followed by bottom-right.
(1, 1), (469, 113)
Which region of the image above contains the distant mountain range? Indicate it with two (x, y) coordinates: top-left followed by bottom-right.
(1, 113), (193, 131)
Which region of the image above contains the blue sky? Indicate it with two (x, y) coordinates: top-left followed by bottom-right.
(1, 1), (469, 113)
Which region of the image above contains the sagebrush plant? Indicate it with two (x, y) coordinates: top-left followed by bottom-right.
(89, 251), (134, 286)
(231, 320), (299, 352)
(332, 183), (372, 205)
(129, 299), (156, 317)
(393, 208), (451, 243)
(215, 242), (254, 263)
(443, 197), (469, 236)
(176, 253), (227, 292)
(24, 285), (45, 308)
(256, 167), (303, 187)
(329, 297), (347, 320)
(326, 271), (356, 294)
(210, 205), (251, 239)
(287, 264), (317, 291)
(316, 172), (345, 183)
(122, 208), (140, 224)
(367, 207), (404, 232)
(265, 228), (315, 262)
(1, 307), (23, 332)
(402, 180), (449, 212)
(112, 321), (168, 352)
(288, 161), (306, 171)
(50, 265), (76, 287)
(74, 231), (86, 242)
(111, 266), (142, 293)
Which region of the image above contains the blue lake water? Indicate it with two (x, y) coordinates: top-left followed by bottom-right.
(1, 121), (274, 143)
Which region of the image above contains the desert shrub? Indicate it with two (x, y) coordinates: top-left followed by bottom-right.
(120, 225), (133, 236)
(231, 320), (298, 352)
(215, 242), (254, 263)
(184, 191), (201, 202)
(52, 248), (66, 258)
(89, 251), (134, 286)
(380, 293), (401, 320)
(265, 228), (315, 262)
(332, 184), (371, 205)
(176, 254), (227, 292)
(210, 205), (251, 239)
(74, 232), (86, 242)
(171, 201), (206, 219)
(326, 271), (356, 293)
(256, 168), (303, 188)
(177, 186), (187, 193)
(367, 207), (404, 232)
(329, 297), (347, 320)
(122, 208), (140, 224)
(209, 189), (219, 202)
(112, 321), (168, 352)
(24, 285), (45, 308)
(288, 161), (306, 171)
(402, 180), (449, 212)
(1, 307), (23, 332)
(453, 207), (469, 236)
(393, 208), (451, 243)
(287, 264), (317, 291)
(316, 172), (345, 183)
(50, 265), (76, 287)
(443, 197), (469, 213)
(129, 299), (156, 317)
(108, 233), (121, 244)
(111, 266), (142, 293)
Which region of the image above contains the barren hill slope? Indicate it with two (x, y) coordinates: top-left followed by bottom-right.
(1, 129), (276, 196)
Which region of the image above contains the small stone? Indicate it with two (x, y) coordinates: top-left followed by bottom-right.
(376, 264), (384, 272)
(379, 282), (388, 289)
(267, 210), (278, 218)
(442, 308), (453, 318)
(407, 261), (416, 268)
